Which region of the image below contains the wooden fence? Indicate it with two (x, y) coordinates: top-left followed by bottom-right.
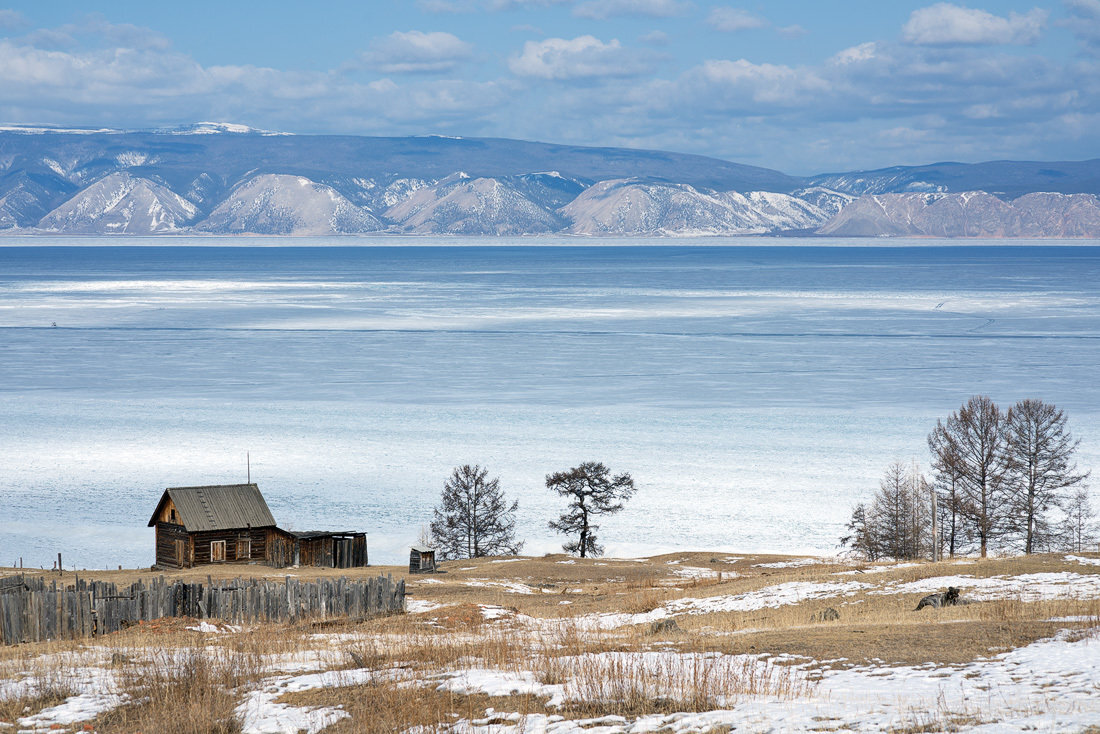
(0, 574), (405, 645)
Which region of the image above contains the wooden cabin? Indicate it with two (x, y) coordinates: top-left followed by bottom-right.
(409, 546), (437, 574)
(148, 483), (367, 570)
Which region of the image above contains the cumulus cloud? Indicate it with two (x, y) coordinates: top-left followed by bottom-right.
(1, 6), (1098, 175)
(902, 3), (1047, 46)
(508, 35), (652, 78)
(417, 0), (471, 12)
(830, 42), (877, 66)
(639, 30), (669, 44)
(361, 30), (473, 73)
(777, 24), (808, 38)
(0, 9), (26, 30)
(573, 0), (691, 20)
(489, 0), (574, 7)
(417, 0), (572, 12)
(680, 59), (830, 107)
(707, 7), (768, 32)
(0, 32), (504, 135)
(1064, 0), (1100, 53)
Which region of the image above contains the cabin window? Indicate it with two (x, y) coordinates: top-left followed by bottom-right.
(170, 509), (177, 523)
(236, 538), (251, 560)
(210, 540), (226, 562)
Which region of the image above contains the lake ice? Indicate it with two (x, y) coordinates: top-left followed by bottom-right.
(1, 240), (1098, 567)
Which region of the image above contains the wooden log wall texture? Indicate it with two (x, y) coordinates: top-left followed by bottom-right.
(0, 574), (404, 645)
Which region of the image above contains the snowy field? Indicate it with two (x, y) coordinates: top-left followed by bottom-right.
(1, 242), (1099, 567)
(2, 552), (1099, 732)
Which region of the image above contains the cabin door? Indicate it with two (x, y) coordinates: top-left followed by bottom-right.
(175, 539), (186, 568)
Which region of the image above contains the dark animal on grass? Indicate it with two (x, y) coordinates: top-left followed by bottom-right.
(914, 586), (961, 611)
(810, 607), (840, 622)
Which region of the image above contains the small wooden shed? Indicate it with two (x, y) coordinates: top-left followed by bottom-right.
(269, 530), (368, 569)
(409, 546), (437, 574)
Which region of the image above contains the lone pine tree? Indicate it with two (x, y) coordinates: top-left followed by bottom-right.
(547, 461), (635, 558)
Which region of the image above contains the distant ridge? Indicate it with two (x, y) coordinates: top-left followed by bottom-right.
(1, 125), (1099, 237)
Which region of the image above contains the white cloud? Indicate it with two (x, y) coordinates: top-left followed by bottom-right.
(707, 7), (768, 32)
(417, 0), (471, 12)
(777, 24), (808, 38)
(686, 58), (830, 106)
(573, 0), (691, 20)
(830, 42), (877, 66)
(639, 30), (669, 44)
(902, 3), (1047, 46)
(1064, 0), (1100, 53)
(488, 0), (574, 8)
(0, 35), (505, 135)
(0, 9), (26, 30)
(361, 30), (473, 73)
(508, 35), (652, 78)
(0, 6), (1097, 176)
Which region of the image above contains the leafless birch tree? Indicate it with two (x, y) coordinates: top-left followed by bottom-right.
(927, 396), (1009, 557)
(1062, 486), (1098, 553)
(929, 425), (968, 557)
(1002, 399), (1090, 554)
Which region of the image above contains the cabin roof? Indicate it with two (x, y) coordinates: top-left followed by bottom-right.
(147, 483), (277, 532)
(286, 530), (363, 540)
(410, 545), (435, 553)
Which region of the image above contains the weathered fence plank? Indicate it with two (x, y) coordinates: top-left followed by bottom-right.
(0, 574), (405, 645)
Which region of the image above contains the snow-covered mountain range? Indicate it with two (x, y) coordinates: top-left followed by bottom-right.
(1, 125), (1098, 237)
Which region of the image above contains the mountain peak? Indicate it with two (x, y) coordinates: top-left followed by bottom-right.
(154, 122), (291, 136)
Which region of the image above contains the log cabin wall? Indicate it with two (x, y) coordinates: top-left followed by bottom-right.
(267, 530), (297, 568)
(154, 522), (190, 568)
(190, 527), (270, 565)
(352, 535), (368, 567)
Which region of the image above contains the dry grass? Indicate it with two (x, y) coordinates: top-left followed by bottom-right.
(344, 620), (526, 674)
(93, 645), (260, 734)
(0, 653), (80, 726)
(280, 683), (549, 734)
(559, 651), (814, 718)
(1, 551), (1097, 730)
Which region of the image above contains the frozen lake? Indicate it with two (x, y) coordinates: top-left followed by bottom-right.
(2, 240), (1099, 567)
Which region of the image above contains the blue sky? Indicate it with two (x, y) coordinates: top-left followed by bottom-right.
(0, 1), (1097, 174)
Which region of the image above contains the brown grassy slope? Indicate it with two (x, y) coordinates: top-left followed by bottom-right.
(3, 551), (1098, 668)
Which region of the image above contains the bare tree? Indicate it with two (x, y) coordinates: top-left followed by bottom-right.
(1003, 399), (1090, 554)
(1062, 486), (1098, 554)
(929, 427), (968, 557)
(547, 461), (635, 558)
(841, 462), (931, 561)
(430, 464), (523, 560)
(927, 396), (1009, 557)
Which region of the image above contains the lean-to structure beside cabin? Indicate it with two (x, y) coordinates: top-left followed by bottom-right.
(148, 483), (367, 569)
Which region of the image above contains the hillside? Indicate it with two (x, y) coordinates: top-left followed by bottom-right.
(1, 551), (1098, 732)
(2, 127), (1100, 237)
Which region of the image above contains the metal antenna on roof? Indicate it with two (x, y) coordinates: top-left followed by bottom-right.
(247, 452), (251, 484)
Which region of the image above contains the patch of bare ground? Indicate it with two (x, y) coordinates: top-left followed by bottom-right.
(278, 685), (550, 734)
(685, 619), (1074, 668)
